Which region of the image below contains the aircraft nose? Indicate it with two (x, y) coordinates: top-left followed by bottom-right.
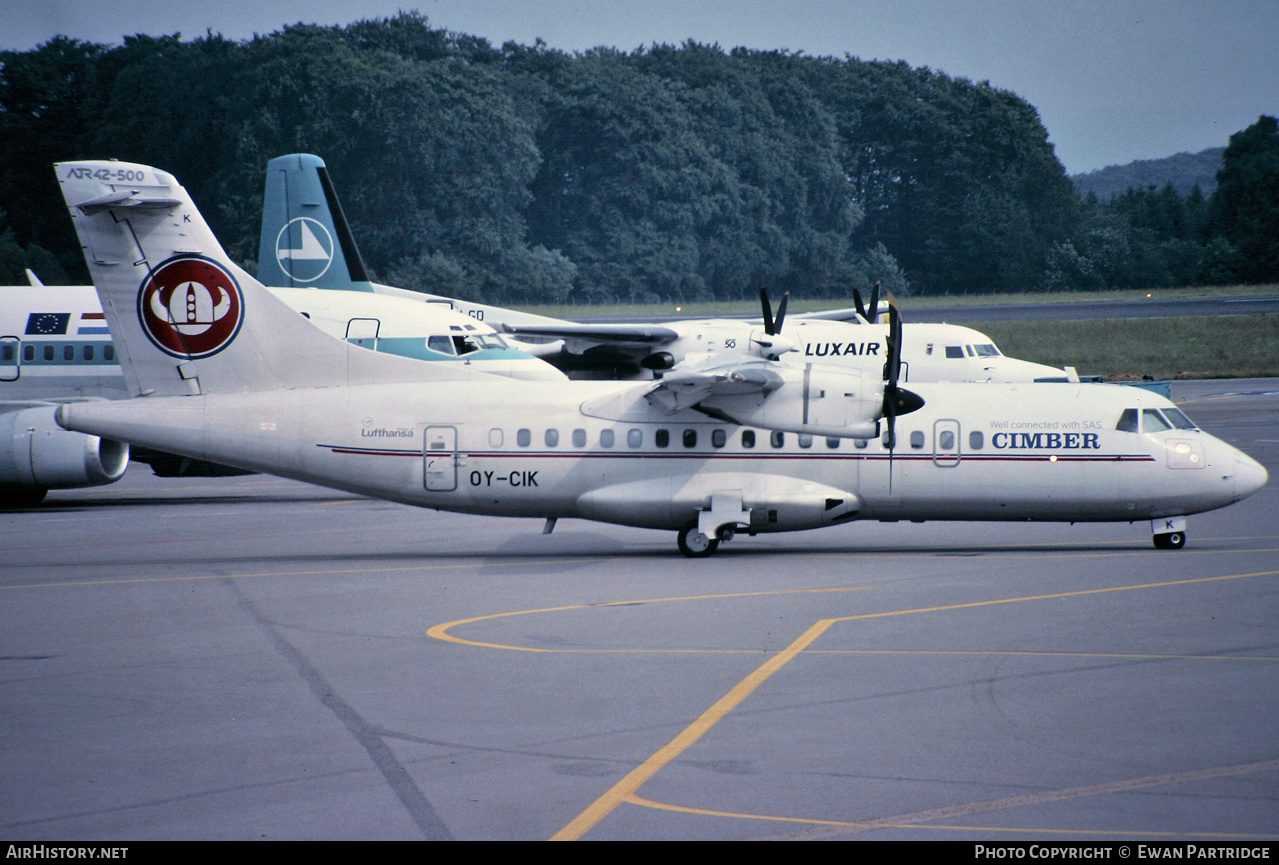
(1233, 452), (1269, 501)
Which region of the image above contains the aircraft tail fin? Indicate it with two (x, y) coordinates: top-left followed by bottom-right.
(56, 160), (481, 398)
(258, 153), (373, 291)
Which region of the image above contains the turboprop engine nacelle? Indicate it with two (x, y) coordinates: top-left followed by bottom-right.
(699, 363), (886, 440)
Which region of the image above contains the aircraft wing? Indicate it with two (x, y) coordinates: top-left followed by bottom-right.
(644, 359), (784, 414)
(791, 307), (864, 323)
(501, 323), (680, 348)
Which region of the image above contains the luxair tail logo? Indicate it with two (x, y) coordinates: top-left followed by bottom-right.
(138, 256), (244, 358)
(275, 216), (334, 283)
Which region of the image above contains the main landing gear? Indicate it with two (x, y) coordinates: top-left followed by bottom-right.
(677, 524), (719, 558)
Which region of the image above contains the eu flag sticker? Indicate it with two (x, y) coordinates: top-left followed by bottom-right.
(25, 312), (71, 335)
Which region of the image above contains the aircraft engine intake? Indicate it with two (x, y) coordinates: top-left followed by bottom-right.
(0, 405), (129, 500)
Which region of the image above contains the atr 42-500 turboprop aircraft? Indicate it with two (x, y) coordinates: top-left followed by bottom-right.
(52, 160), (1266, 555)
(258, 153), (1077, 384)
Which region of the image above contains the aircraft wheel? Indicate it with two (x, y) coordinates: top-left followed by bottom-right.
(1153, 531), (1186, 550)
(678, 525), (719, 558)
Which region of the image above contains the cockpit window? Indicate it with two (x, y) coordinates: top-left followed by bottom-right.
(427, 335), (455, 355)
(973, 344), (1000, 357)
(453, 336), (478, 355)
(945, 346), (964, 358)
(470, 334), (508, 350)
(1163, 408), (1197, 430)
(1142, 409), (1172, 432)
(1116, 408), (1139, 432)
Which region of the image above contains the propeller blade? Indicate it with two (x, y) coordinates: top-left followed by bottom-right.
(774, 291), (789, 335)
(853, 286), (868, 323)
(882, 289), (903, 492)
(868, 281), (881, 324)
(883, 291), (902, 390)
(760, 285), (775, 336)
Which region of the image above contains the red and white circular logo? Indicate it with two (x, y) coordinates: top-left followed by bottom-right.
(137, 256), (244, 358)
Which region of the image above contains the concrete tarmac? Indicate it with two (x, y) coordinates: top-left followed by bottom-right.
(2, 380), (1276, 840)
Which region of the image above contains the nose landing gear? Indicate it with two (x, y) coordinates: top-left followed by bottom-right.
(1151, 516), (1187, 550)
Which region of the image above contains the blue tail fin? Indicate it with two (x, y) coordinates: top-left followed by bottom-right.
(258, 154), (374, 292)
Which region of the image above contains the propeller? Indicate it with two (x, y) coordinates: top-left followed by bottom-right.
(880, 291), (925, 490)
(853, 280), (882, 324)
(760, 285), (789, 336)
(755, 286), (792, 359)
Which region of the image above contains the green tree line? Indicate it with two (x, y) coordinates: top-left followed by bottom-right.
(2, 14), (1275, 301)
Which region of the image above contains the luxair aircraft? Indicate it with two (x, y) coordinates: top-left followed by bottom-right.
(51, 160), (1267, 555)
(260, 153), (1077, 384)
(1, 267), (563, 508)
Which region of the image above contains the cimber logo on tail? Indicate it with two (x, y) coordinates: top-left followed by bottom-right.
(138, 256), (244, 358)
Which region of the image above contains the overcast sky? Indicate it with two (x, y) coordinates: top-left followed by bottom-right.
(4, 0), (1276, 175)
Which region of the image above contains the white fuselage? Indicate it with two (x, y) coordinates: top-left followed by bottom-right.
(59, 376), (1267, 535)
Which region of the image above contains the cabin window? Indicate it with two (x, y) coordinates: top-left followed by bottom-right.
(741, 430), (756, 448)
(909, 430), (925, 449)
(969, 431), (984, 450)
(1164, 408), (1197, 430)
(798, 434), (812, 448)
(23, 345), (35, 362)
(712, 429), (727, 448)
(854, 438), (869, 449)
(104, 345), (115, 361)
(945, 346), (964, 358)
(489, 428), (503, 448)
(628, 429), (642, 448)
(572, 428), (587, 448)
(826, 437), (840, 449)
(83, 345), (94, 361)
(1142, 409), (1171, 433)
(600, 429), (615, 448)
(1116, 409), (1139, 433)
(517, 428), (531, 447)
(545, 429), (559, 447)
(939, 430), (956, 451)
(427, 335), (454, 355)
(655, 429), (670, 448)
(63, 345), (75, 361)
(770, 431), (785, 448)
(44, 345), (55, 361)
(1, 345), (11, 361)
(683, 429), (697, 448)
